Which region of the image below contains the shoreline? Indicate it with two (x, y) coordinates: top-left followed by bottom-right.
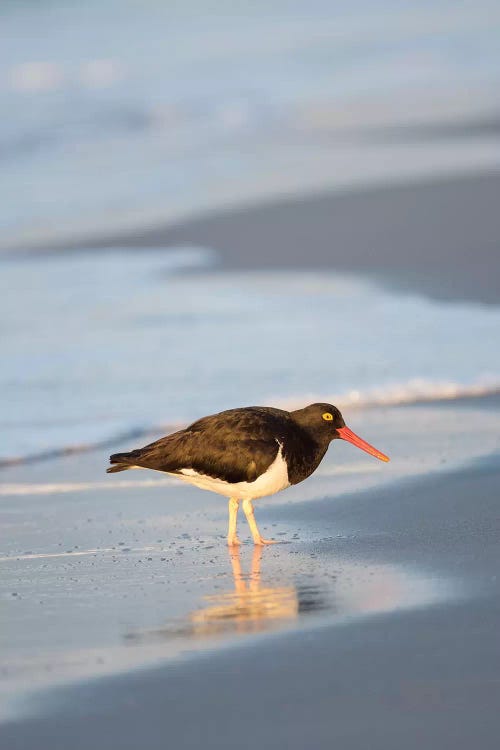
(2, 452), (500, 747)
(1, 386), (499, 471)
(16, 169), (500, 306)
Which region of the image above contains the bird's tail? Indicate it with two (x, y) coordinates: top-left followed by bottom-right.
(106, 452), (136, 474)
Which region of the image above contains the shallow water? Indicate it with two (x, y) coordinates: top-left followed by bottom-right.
(1, 1), (499, 245)
(1, 248), (499, 461)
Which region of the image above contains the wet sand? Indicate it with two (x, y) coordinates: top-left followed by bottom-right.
(2, 450), (500, 749)
(48, 169), (500, 305)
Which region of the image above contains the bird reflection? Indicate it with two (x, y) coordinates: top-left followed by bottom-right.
(188, 546), (299, 636)
(125, 545), (433, 651)
(126, 546), (330, 646)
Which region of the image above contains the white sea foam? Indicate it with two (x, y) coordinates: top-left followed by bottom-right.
(1, 256), (500, 466)
(0, 479), (174, 497)
(1, 376), (498, 469)
(274, 377), (500, 412)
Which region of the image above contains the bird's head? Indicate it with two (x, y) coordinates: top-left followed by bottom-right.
(291, 403), (390, 462)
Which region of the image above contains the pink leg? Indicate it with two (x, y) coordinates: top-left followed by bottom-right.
(227, 497), (241, 546)
(242, 498), (277, 545)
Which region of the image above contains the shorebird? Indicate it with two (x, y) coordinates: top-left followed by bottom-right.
(106, 403), (389, 545)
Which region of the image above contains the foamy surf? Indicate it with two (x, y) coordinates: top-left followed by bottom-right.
(0, 478), (175, 497)
(0, 377), (499, 469)
(273, 377), (500, 412)
(2, 257), (500, 465)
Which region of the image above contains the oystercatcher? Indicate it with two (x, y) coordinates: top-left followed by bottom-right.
(106, 403), (389, 545)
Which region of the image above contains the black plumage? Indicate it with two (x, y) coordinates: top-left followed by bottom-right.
(107, 403), (344, 485)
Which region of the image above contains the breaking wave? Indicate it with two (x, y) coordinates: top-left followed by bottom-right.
(272, 376), (500, 412)
(1, 377), (498, 470)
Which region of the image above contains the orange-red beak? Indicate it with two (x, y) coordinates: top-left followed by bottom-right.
(337, 425), (390, 462)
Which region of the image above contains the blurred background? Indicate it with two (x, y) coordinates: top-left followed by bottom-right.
(3, 2), (500, 717)
(1, 0), (500, 463)
(2, 0), (500, 245)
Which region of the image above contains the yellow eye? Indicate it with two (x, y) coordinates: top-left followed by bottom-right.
(322, 412), (333, 421)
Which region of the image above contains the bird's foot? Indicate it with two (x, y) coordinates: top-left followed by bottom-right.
(253, 537), (278, 546)
(227, 535), (242, 547)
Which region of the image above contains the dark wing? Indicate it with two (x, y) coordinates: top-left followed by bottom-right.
(109, 407), (291, 483)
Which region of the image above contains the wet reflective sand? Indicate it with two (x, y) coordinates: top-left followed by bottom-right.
(125, 542), (446, 662)
(2, 454), (499, 749)
(1, 521), (449, 718)
(128, 546), (325, 642)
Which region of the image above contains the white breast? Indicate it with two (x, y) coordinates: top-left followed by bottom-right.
(171, 442), (290, 500)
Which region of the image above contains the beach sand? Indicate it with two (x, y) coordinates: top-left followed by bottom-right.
(2, 170), (500, 748)
(62, 170), (500, 305)
(2, 447), (500, 749)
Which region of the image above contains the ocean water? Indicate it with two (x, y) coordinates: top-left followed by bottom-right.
(1, 1), (500, 463)
(1, 247), (499, 462)
(1, 0), (500, 246)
